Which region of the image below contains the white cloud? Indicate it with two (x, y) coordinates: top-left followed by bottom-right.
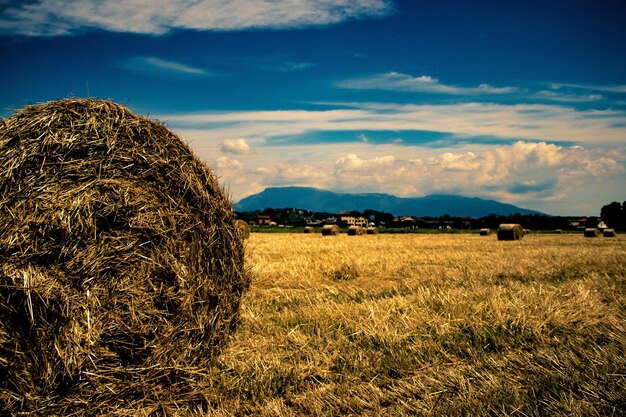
(221, 138), (253, 154)
(263, 159), (332, 187)
(119, 56), (210, 77)
(337, 72), (517, 95)
(215, 155), (243, 170)
(0, 0), (393, 37)
(335, 153), (395, 170)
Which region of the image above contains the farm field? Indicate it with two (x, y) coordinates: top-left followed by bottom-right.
(203, 233), (626, 416)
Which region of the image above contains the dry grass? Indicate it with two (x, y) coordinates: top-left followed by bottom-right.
(203, 233), (626, 416)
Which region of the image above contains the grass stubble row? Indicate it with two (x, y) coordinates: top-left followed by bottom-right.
(206, 233), (625, 416)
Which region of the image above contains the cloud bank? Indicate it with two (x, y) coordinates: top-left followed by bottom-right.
(163, 101), (626, 145)
(165, 99), (626, 214)
(204, 139), (625, 214)
(0, 0), (393, 37)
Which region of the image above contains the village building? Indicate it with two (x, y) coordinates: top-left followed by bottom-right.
(339, 212), (368, 227)
(256, 215), (272, 226)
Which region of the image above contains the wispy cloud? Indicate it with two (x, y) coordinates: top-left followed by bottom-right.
(535, 90), (603, 103)
(119, 56), (210, 77)
(0, 0), (393, 37)
(162, 101), (626, 145)
(263, 61), (315, 72)
(337, 72), (517, 95)
(552, 82), (626, 94)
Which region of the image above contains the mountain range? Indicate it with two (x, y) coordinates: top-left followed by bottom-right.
(234, 187), (546, 217)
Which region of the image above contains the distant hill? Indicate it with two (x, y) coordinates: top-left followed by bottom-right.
(234, 187), (546, 217)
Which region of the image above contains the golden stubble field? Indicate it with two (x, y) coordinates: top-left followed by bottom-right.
(203, 233), (625, 416)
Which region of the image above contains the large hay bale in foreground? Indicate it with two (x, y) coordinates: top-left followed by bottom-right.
(0, 99), (249, 415)
(347, 225), (365, 236)
(603, 228), (616, 237)
(497, 224), (524, 241)
(584, 228), (600, 238)
(322, 224), (340, 236)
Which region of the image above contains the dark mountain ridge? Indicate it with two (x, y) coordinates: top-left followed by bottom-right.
(234, 187), (546, 217)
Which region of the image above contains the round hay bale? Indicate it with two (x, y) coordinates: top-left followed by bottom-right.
(303, 226), (315, 234)
(479, 228), (491, 236)
(523, 229), (531, 235)
(603, 228), (616, 237)
(366, 226), (378, 235)
(321, 224), (340, 236)
(555, 229), (563, 234)
(347, 225), (365, 236)
(584, 228), (600, 238)
(0, 99), (249, 414)
(234, 219), (251, 240)
(497, 224), (524, 241)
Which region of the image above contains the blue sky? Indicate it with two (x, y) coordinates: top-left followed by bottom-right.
(1, 0), (625, 215)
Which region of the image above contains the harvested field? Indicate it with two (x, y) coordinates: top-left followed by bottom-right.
(203, 233), (626, 416)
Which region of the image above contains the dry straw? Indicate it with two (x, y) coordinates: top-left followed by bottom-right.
(234, 219), (251, 240)
(347, 226), (365, 236)
(322, 224), (340, 236)
(497, 224), (524, 241)
(0, 98), (249, 415)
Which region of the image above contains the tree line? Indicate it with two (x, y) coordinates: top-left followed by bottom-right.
(236, 201), (626, 231)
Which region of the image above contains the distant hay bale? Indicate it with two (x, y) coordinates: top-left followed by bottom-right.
(555, 229), (563, 234)
(303, 226), (315, 234)
(0, 98), (249, 415)
(497, 224), (524, 241)
(235, 219), (251, 240)
(366, 226), (379, 235)
(603, 228), (616, 237)
(347, 225), (365, 236)
(584, 228), (600, 238)
(322, 224), (340, 236)
(523, 229), (531, 235)
(479, 228), (491, 236)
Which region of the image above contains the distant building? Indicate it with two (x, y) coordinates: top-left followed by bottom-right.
(339, 212), (368, 227)
(392, 216), (418, 228)
(257, 215), (272, 226)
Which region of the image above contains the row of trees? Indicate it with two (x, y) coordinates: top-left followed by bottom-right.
(236, 201), (625, 231)
(600, 201), (626, 231)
